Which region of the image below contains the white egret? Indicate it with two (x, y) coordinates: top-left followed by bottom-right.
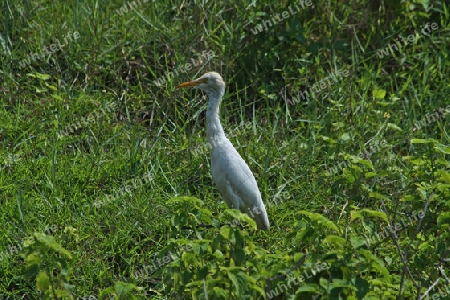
(176, 72), (270, 230)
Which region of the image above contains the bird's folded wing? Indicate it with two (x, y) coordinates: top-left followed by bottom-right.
(211, 139), (262, 210)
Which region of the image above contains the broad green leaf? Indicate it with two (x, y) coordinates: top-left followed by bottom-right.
(418, 242), (431, 251)
(361, 209), (389, 223)
(25, 254), (41, 278)
(437, 212), (450, 226)
(355, 277), (370, 299)
(351, 210), (363, 221)
(323, 235), (346, 248)
(190, 242), (201, 255)
(181, 271), (193, 284)
(211, 287), (229, 298)
(36, 271), (50, 292)
(373, 89), (386, 99)
(434, 142), (450, 154)
(224, 209), (257, 230)
(34, 233), (72, 258)
(411, 137), (450, 153)
(294, 227), (313, 245)
(365, 171), (377, 178)
(196, 266), (208, 279)
(182, 252), (201, 267)
(347, 155), (373, 168)
(224, 269), (248, 297)
(298, 211), (339, 232)
(350, 236), (367, 248)
(51, 94), (63, 101)
(294, 252), (305, 261)
(229, 229), (245, 247)
(199, 208), (213, 223)
(361, 250), (390, 278)
(231, 249), (246, 266)
(247, 282), (265, 298)
(436, 170), (450, 183)
(172, 214), (182, 226)
(330, 278), (354, 287)
(220, 226), (231, 239)
(341, 133), (351, 141)
(369, 192), (390, 201)
(115, 281), (136, 297)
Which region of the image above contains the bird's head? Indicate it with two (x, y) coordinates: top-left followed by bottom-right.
(176, 72), (225, 95)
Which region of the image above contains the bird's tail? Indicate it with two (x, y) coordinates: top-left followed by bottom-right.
(248, 203), (270, 230)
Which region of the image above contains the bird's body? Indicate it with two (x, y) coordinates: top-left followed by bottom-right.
(177, 72), (270, 230)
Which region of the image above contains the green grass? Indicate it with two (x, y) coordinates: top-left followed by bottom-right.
(1, 0), (449, 299)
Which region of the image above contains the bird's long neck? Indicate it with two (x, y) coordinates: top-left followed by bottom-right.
(206, 89), (226, 148)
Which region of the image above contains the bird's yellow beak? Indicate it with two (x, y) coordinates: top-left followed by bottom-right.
(176, 78), (208, 88)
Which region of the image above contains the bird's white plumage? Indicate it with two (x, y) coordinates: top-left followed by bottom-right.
(177, 72), (270, 230)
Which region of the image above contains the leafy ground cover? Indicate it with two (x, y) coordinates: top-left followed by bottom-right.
(1, 0), (449, 299)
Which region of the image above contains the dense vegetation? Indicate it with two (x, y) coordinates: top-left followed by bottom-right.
(1, 0), (449, 299)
